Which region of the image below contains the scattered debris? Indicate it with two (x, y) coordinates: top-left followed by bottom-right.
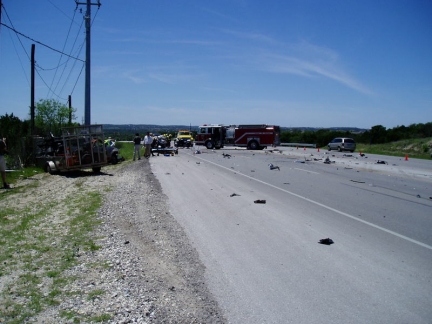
(324, 157), (335, 164)
(124, 240), (130, 244)
(295, 160), (305, 164)
(230, 193), (240, 197)
(416, 194), (421, 198)
(268, 163), (280, 170)
(196, 162), (201, 164)
(359, 153), (366, 157)
(254, 200), (266, 204)
(344, 167), (353, 169)
(318, 238), (334, 245)
(376, 160), (388, 165)
(222, 153), (232, 158)
(194, 150), (201, 154)
(350, 180), (365, 183)
(343, 154), (353, 157)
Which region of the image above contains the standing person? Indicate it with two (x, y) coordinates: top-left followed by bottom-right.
(133, 133), (142, 161)
(143, 132), (153, 158)
(0, 138), (10, 189)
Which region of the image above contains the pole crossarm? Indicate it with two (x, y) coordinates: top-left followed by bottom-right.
(75, 1), (101, 8)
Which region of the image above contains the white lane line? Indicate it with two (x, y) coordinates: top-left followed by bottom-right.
(190, 153), (432, 251)
(293, 168), (320, 174)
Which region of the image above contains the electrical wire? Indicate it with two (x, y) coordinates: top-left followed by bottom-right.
(1, 1), (101, 110)
(0, 4), (31, 85)
(47, 7), (78, 99)
(0, 23), (85, 63)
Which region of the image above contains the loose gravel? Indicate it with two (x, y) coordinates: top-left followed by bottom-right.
(1, 160), (225, 323)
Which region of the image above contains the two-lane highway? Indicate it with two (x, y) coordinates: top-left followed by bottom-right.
(151, 147), (432, 324)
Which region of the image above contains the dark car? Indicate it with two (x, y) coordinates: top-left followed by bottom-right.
(328, 137), (356, 152)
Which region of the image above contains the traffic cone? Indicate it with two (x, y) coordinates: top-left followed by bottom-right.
(296, 146), (298, 150)
(304, 147), (306, 151)
(405, 154), (408, 161)
(317, 147), (320, 152)
(359, 151), (362, 155)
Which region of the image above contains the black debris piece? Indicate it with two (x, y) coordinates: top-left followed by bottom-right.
(268, 163), (280, 170)
(124, 240), (130, 244)
(416, 194), (421, 198)
(359, 153), (366, 157)
(222, 153), (232, 158)
(230, 193), (240, 197)
(318, 238), (334, 245)
(324, 157), (334, 164)
(350, 180), (365, 183)
(254, 199), (266, 204)
(376, 160), (388, 164)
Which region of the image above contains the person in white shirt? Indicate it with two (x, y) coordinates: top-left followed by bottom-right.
(143, 132), (153, 158)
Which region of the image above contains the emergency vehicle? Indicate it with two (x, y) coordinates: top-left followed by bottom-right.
(194, 124), (281, 150)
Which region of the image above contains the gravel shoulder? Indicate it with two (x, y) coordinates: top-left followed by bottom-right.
(0, 160), (225, 323)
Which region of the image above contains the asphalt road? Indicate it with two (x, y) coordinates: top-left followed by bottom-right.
(151, 146), (432, 324)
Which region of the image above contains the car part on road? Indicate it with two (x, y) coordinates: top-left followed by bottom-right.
(319, 238), (334, 245)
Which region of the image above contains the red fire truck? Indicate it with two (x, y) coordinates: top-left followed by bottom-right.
(194, 124), (281, 150)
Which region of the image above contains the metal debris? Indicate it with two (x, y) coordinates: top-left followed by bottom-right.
(376, 160), (388, 164)
(268, 163), (280, 170)
(324, 157), (335, 164)
(254, 200), (266, 204)
(318, 238), (334, 245)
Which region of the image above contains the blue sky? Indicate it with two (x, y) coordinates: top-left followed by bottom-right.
(1, 0), (431, 129)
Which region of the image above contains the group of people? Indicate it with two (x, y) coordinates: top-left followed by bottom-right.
(133, 132), (154, 161)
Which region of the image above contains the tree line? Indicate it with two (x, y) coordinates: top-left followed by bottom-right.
(280, 123), (432, 148)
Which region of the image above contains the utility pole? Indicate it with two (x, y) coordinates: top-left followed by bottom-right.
(75, 0), (101, 125)
(31, 44), (35, 135)
(68, 95), (72, 125)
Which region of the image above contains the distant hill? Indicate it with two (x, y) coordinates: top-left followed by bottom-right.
(103, 124), (368, 133)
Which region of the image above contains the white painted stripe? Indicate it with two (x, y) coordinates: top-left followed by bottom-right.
(190, 153), (432, 251)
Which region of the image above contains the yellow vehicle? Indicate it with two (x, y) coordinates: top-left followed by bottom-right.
(174, 130), (194, 148)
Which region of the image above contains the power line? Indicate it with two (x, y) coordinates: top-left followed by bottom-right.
(0, 23), (85, 63)
(47, 8), (79, 99)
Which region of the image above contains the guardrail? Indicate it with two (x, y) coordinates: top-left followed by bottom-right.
(280, 143), (317, 148)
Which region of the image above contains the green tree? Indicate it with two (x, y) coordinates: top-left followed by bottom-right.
(33, 99), (77, 136)
(369, 125), (387, 144)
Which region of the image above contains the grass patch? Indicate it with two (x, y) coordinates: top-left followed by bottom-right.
(3, 166), (44, 187)
(0, 182), (107, 322)
(356, 137), (432, 159)
(87, 288), (105, 300)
